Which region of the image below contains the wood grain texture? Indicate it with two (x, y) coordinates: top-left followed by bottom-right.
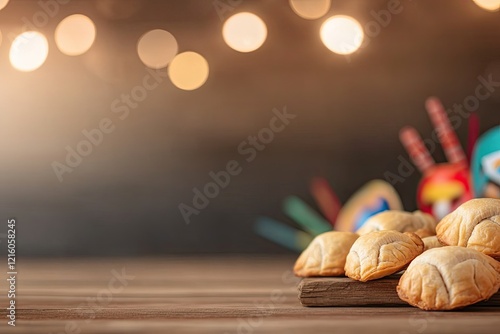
(299, 276), (500, 307)
(0, 257), (499, 333)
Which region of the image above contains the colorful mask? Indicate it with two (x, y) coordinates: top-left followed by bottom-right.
(416, 163), (472, 220)
(400, 97), (473, 220)
(254, 178), (403, 252)
(471, 126), (500, 198)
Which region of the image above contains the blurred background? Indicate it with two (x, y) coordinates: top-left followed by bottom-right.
(0, 0), (499, 256)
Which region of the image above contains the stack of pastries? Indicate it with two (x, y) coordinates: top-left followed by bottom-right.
(294, 198), (500, 310)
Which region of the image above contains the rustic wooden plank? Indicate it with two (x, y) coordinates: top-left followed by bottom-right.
(298, 275), (404, 307)
(298, 276), (500, 307)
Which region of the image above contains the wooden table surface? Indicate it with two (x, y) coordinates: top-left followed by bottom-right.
(0, 256), (499, 333)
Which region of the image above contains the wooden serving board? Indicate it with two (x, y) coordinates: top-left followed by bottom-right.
(298, 275), (500, 307)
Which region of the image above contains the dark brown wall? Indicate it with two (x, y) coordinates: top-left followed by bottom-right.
(0, 0), (499, 255)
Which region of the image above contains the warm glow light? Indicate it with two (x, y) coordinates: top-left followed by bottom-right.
(290, 0), (330, 20)
(10, 31), (49, 72)
(168, 52), (209, 91)
(55, 14), (96, 56)
(473, 0), (500, 11)
(137, 29), (178, 69)
(0, 0), (9, 11)
(223, 12), (267, 53)
(320, 15), (364, 55)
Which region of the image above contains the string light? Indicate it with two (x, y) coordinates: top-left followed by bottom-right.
(55, 14), (96, 56)
(168, 52), (209, 91)
(472, 0), (500, 11)
(289, 0), (330, 20)
(137, 29), (178, 69)
(10, 31), (49, 72)
(0, 0), (9, 11)
(320, 15), (364, 55)
(223, 12), (267, 53)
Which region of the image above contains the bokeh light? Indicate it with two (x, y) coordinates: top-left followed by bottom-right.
(168, 52), (209, 91)
(137, 29), (178, 69)
(10, 31), (49, 72)
(320, 15), (364, 55)
(0, 0), (9, 11)
(55, 14), (96, 56)
(290, 0), (330, 20)
(223, 12), (267, 53)
(473, 0), (500, 11)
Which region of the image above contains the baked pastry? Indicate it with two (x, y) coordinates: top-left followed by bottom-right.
(345, 230), (424, 282)
(422, 236), (443, 251)
(397, 246), (500, 310)
(436, 198), (500, 259)
(356, 210), (437, 238)
(294, 231), (359, 277)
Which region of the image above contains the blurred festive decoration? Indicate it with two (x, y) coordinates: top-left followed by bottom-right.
(0, 0), (9, 11)
(255, 179), (402, 252)
(137, 29), (178, 69)
(55, 14), (96, 56)
(310, 177), (342, 225)
(9, 31), (49, 72)
(320, 15), (364, 55)
(334, 180), (403, 231)
(473, 0), (500, 12)
(283, 196), (331, 235)
(254, 216), (314, 252)
(471, 126), (500, 198)
(168, 51), (209, 90)
(400, 97), (473, 220)
(289, 0), (330, 20)
(223, 12), (267, 52)
(0, 1), (497, 75)
(467, 113), (481, 161)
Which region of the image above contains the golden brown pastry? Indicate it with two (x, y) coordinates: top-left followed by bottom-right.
(293, 231), (359, 277)
(356, 210), (437, 238)
(397, 246), (500, 310)
(436, 198), (500, 260)
(344, 230), (424, 282)
(422, 236), (443, 251)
